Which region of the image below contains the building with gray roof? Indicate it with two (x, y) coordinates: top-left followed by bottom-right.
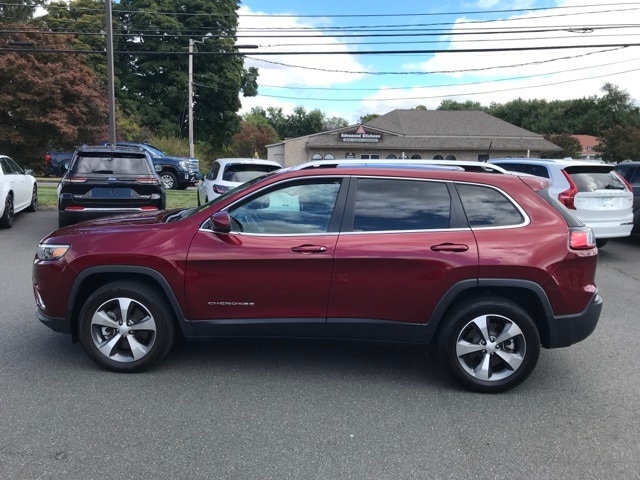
(266, 109), (561, 166)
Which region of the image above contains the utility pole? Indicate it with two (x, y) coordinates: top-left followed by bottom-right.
(188, 38), (195, 158)
(105, 0), (116, 145)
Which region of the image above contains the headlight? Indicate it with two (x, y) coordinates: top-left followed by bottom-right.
(37, 243), (70, 261)
(179, 160), (188, 169)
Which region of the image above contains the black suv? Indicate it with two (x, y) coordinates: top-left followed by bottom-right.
(57, 145), (166, 228)
(614, 161), (640, 233)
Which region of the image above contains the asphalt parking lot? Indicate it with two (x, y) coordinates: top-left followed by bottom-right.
(1, 209), (640, 480)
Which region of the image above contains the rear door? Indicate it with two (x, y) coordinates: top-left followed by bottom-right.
(326, 176), (479, 341)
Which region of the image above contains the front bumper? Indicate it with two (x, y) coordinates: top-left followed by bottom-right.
(36, 308), (71, 334)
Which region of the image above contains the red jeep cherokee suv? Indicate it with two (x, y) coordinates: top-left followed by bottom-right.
(33, 161), (602, 392)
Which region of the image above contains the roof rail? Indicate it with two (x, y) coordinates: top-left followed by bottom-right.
(292, 158), (509, 173)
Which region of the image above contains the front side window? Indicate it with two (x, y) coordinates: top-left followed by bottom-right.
(229, 179), (341, 234)
(457, 183), (525, 227)
(351, 178), (451, 231)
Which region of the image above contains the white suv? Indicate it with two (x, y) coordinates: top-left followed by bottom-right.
(197, 158), (281, 205)
(489, 158), (633, 247)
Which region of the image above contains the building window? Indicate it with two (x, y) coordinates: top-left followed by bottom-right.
(386, 154), (397, 159)
(324, 153), (335, 160)
(311, 154), (322, 161)
(433, 155), (444, 160)
(445, 155), (457, 160)
(411, 155), (422, 159)
(361, 154), (380, 159)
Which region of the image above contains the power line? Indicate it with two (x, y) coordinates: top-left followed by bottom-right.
(245, 47), (624, 75)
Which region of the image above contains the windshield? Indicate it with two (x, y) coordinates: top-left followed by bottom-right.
(165, 173), (272, 222)
(75, 154), (153, 175)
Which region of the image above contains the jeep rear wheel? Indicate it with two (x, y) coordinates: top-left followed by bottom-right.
(78, 281), (175, 372)
(438, 296), (540, 393)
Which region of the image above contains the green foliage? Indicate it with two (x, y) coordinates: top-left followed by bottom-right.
(0, 0), (43, 22)
(230, 120), (279, 158)
(438, 100), (483, 111)
(359, 113), (381, 124)
(595, 126), (640, 163)
(542, 134), (582, 159)
(249, 106), (346, 140)
(0, 23), (108, 169)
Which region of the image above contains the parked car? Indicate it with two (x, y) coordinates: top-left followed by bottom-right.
(112, 142), (201, 190)
(34, 160), (602, 393)
(44, 151), (74, 177)
(489, 158), (633, 247)
(57, 145), (166, 228)
(613, 161), (640, 234)
(0, 155), (37, 228)
(197, 158), (281, 205)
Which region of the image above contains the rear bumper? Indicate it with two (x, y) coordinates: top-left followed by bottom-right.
(588, 223), (633, 239)
(546, 293), (602, 348)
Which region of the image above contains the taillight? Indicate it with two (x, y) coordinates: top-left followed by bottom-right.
(613, 171), (633, 192)
(45, 154), (51, 165)
(213, 184), (230, 194)
(136, 177), (160, 184)
(558, 170), (578, 209)
(569, 227), (596, 250)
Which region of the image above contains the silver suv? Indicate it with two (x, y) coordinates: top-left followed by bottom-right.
(489, 158), (633, 247)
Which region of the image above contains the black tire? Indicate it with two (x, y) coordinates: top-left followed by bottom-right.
(438, 295), (540, 393)
(58, 212), (71, 229)
(0, 193), (14, 228)
(77, 281), (176, 373)
(596, 239), (608, 248)
(26, 185), (37, 212)
(160, 171), (178, 190)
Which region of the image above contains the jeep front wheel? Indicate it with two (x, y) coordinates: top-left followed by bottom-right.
(78, 281), (175, 372)
(438, 296), (540, 393)
(160, 171), (178, 190)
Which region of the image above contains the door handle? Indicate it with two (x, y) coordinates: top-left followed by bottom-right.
(430, 243), (469, 252)
(291, 245), (328, 254)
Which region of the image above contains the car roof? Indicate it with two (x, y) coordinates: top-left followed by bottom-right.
(489, 158), (610, 168)
(215, 158), (282, 167)
(292, 158), (510, 174)
(76, 145), (149, 155)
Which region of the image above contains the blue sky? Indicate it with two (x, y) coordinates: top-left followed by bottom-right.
(237, 0), (640, 123)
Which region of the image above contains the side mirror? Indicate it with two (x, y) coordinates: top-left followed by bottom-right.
(210, 211), (231, 233)
(25, 169), (34, 175)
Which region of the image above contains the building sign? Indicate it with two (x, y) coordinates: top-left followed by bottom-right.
(339, 126), (382, 143)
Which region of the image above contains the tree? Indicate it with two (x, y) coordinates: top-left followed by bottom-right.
(0, 25), (108, 168)
(323, 116), (349, 131)
(359, 113), (380, 124)
(116, 0), (256, 149)
(230, 119), (279, 158)
(595, 126), (640, 162)
(437, 100), (483, 111)
(1, 0), (43, 22)
(542, 134), (582, 159)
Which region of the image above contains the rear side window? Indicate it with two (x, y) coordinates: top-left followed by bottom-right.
(457, 183), (525, 227)
(564, 166), (626, 192)
(222, 164), (280, 182)
(496, 163), (550, 179)
(75, 154), (153, 175)
(352, 178), (451, 231)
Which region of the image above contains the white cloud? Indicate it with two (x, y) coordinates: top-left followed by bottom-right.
(238, 6), (368, 118)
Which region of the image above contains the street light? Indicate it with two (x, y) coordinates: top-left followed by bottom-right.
(187, 36), (257, 158)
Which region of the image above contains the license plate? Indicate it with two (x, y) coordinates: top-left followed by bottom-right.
(603, 198), (614, 207)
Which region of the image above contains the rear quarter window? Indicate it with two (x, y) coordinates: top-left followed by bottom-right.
(456, 183), (525, 227)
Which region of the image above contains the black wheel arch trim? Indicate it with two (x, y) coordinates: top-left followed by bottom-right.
(66, 265), (194, 340)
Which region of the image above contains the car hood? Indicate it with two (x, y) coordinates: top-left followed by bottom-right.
(54, 210), (181, 234)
